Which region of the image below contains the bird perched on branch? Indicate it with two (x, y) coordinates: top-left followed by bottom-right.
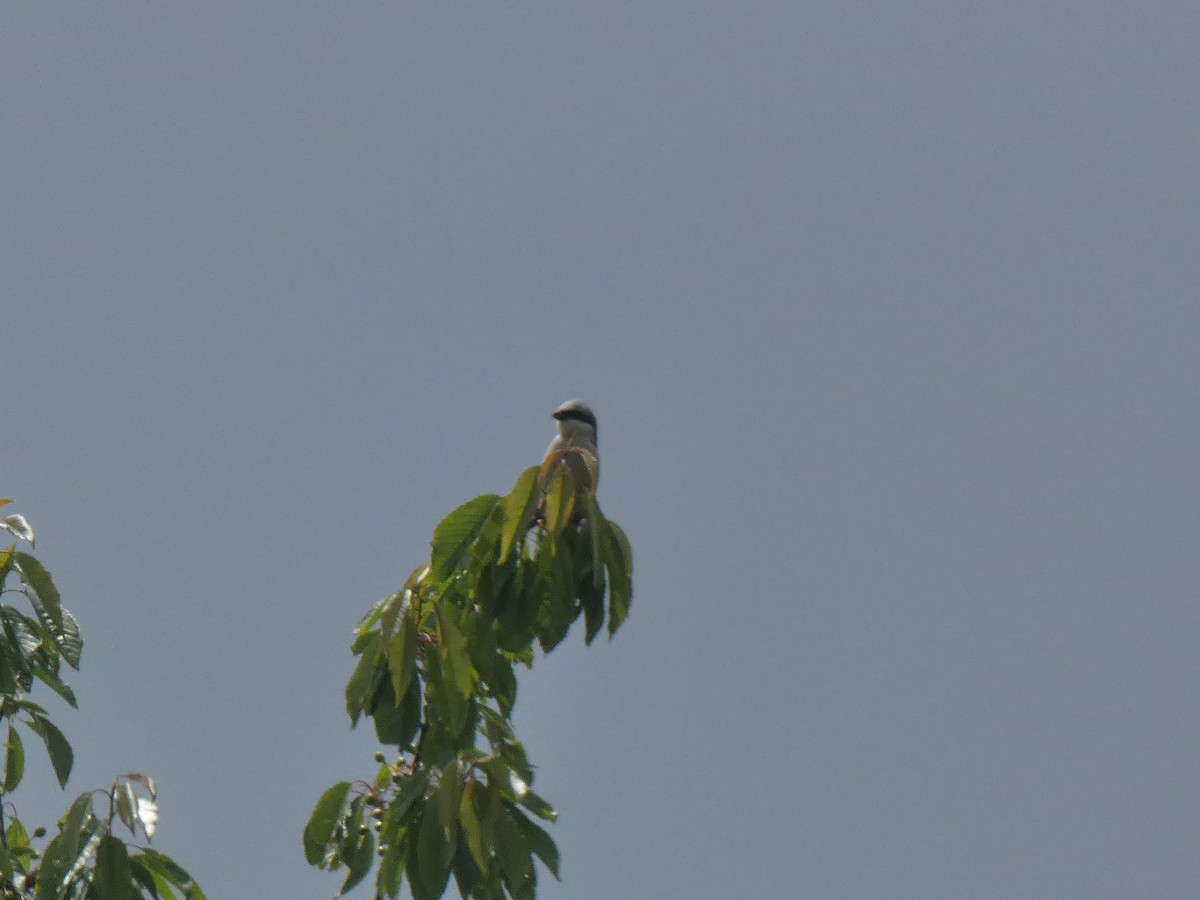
(538, 400), (599, 519)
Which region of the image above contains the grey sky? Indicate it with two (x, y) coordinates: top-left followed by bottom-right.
(3, 3), (1198, 898)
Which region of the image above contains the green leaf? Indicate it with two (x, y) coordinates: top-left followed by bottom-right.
(541, 465), (575, 537)
(26, 714), (72, 788)
(498, 467), (540, 565)
(377, 590), (405, 644)
(466, 504), (505, 586)
(133, 848), (206, 900)
(430, 495), (502, 582)
(5, 815), (32, 870)
(436, 761), (464, 832)
(0, 641), (18, 695)
(130, 856), (176, 899)
(386, 769), (431, 826)
(604, 520), (633, 637)
(1, 607), (43, 664)
(94, 835), (133, 899)
(303, 781), (352, 867)
(344, 632), (382, 726)
(13, 552), (63, 632)
(494, 803), (533, 888)
(580, 572), (605, 646)
(337, 814), (374, 895)
(32, 665), (78, 708)
(509, 805), (560, 880)
(486, 656), (517, 718)
(457, 783), (486, 874)
(436, 606), (476, 699)
(404, 820), (431, 900)
(36, 792), (96, 900)
(4, 722), (24, 792)
(494, 561), (539, 654)
(515, 786), (558, 823)
(534, 539), (577, 653)
(416, 804), (454, 899)
(424, 643), (469, 744)
(59, 608), (83, 669)
(385, 606), (418, 705)
(585, 494), (605, 588)
(372, 677), (422, 749)
(375, 839), (406, 900)
(353, 595), (388, 641)
(451, 828), (485, 899)
(0, 612), (36, 693)
(458, 778), (496, 875)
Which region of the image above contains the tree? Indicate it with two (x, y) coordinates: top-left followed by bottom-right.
(304, 453), (633, 899)
(0, 500), (204, 899)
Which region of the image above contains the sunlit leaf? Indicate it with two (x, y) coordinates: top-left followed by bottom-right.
(13, 552), (62, 631)
(499, 467), (540, 565)
(541, 465), (575, 536)
(430, 495), (502, 582)
(114, 781), (139, 835)
(36, 792), (96, 900)
(1, 515), (34, 547)
(124, 772), (158, 799)
(5, 816), (31, 870)
(0, 609), (38, 684)
(377, 590), (405, 644)
(138, 796), (160, 841)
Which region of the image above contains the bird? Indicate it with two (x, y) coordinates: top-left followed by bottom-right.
(538, 400), (600, 517)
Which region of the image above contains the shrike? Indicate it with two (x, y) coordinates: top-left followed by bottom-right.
(539, 399), (599, 502)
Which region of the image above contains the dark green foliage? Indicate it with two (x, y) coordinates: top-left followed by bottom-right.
(306, 465), (634, 897)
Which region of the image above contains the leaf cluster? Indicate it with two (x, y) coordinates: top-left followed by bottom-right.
(305, 466), (633, 898)
(0, 503), (203, 899)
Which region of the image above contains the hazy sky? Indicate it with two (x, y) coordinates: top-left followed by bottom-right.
(3, 3), (1198, 898)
